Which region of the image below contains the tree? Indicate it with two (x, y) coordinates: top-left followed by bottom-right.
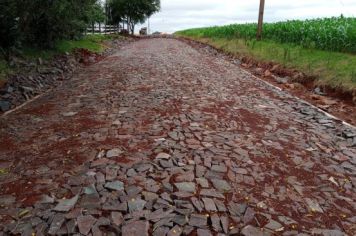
(107, 0), (126, 30)
(108, 0), (160, 34)
(88, 2), (106, 33)
(0, 0), (21, 62)
(18, 0), (102, 47)
(0, 0), (105, 53)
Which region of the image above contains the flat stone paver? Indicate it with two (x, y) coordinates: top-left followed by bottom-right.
(0, 38), (355, 235)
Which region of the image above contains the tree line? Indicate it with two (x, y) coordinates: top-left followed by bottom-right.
(107, 0), (160, 34)
(0, 0), (160, 60)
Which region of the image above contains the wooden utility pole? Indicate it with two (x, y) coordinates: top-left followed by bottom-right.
(148, 18), (150, 35)
(257, 0), (265, 40)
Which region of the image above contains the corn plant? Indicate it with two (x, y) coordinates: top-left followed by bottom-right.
(177, 16), (356, 54)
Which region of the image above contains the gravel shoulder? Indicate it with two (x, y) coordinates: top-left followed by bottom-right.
(0, 38), (355, 235)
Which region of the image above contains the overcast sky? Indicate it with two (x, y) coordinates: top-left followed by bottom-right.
(137, 0), (356, 33)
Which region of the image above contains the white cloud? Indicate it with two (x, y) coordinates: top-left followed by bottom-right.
(137, 0), (356, 33)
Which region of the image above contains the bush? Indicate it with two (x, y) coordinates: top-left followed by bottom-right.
(0, 1), (21, 61)
(0, 0), (104, 56)
(18, 0), (98, 48)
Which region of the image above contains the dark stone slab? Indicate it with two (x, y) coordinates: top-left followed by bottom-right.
(122, 221), (149, 236)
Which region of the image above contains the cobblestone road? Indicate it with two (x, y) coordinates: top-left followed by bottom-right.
(0, 38), (355, 235)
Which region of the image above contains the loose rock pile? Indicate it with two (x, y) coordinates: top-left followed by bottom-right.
(0, 37), (134, 113)
(0, 55), (78, 112)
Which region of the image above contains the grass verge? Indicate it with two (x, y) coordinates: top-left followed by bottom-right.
(23, 34), (117, 59)
(55, 34), (116, 54)
(175, 34), (356, 92)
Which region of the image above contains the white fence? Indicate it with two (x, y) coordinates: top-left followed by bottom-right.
(86, 24), (121, 34)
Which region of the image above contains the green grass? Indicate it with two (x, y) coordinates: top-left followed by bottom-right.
(22, 34), (115, 59)
(55, 34), (112, 54)
(176, 33), (356, 92)
(56, 34), (123, 53)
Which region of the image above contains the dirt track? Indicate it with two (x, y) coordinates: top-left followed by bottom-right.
(0, 38), (355, 235)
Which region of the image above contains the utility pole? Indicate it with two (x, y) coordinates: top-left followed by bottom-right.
(257, 0), (265, 40)
(148, 18), (150, 35)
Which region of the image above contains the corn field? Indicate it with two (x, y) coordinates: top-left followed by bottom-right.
(177, 16), (356, 53)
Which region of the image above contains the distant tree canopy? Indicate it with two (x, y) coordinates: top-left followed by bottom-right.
(108, 0), (161, 34)
(88, 2), (106, 31)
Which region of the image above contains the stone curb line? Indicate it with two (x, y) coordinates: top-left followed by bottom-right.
(242, 68), (356, 130)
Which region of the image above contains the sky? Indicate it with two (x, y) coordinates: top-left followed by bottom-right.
(137, 0), (356, 33)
